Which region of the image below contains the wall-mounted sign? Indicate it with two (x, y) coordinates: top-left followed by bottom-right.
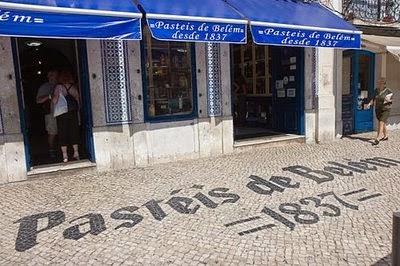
(251, 26), (361, 49)
(287, 88), (296, 97)
(0, 8), (142, 40)
(147, 19), (247, 43)
(283, 76), (289, 85)
(277, 89), (286, 98)
(276, 80), (284, 89)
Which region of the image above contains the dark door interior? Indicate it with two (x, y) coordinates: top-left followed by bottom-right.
(271, 46), (304, 134)
(16, 38), (93, 167)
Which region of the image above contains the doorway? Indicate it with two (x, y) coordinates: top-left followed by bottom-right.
(231, 38), (304, 141)
(12, 38), (95, 169)
(342, 50), (375, 135)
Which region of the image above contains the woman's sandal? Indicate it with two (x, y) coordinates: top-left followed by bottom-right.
(372, 139), (380, 146)
(73, 152), (80, 161)
(380, 136), (388, 141)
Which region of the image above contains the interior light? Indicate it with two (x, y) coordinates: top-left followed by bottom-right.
(37, 71), (42, 75)
(25, 41), (42, 47)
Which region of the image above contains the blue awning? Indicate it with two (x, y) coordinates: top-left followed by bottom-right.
(226, 0), (362, 49)
(0, 0), (142, 40)
(138, 0), (247, 44)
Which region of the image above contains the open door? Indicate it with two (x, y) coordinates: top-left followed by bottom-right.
(13, 38), (95, 169)
(352, 51), (375, 133)
(76, 41), (95, 162)
(271, 46), (304, 135)
(11, 38), (31, 170)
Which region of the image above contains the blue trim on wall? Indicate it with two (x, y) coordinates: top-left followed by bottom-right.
(298, 48), (305, 135)
(77, 40), (96, 162)
(140, 36), (198, 123)
(11, 38), (30, 171)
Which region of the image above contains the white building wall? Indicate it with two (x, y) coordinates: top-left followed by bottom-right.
(88, 41), (232, 172)
(304, 48), (317, 143)
(386, 54), (400, 129)
(0, 37), (26, 184)
(316, 48), (336, 142)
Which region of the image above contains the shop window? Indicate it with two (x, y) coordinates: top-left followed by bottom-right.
(143, 28), (196, 120)
(232, 40), (272, 96)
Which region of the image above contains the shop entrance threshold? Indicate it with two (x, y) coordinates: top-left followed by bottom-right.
(27, 160), (96, 177)
(234, 134), (305, 149)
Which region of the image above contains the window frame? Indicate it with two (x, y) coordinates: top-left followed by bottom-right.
(140, 31), (198, 123)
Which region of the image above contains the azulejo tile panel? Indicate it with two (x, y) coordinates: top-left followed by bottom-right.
(100, 40), (132, 124)
(312, 48), (318, 110)
(206, 43), (222, 117)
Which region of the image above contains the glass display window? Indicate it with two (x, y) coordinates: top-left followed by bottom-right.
(143, 27), (195, 119)
(232, 38), (271, 96)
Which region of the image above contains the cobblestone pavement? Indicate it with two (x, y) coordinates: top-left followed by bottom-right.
(1, 131), (400, 265)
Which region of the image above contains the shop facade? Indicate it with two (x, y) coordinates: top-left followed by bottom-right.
(337, 0), (400, 136)
(0, 0), (361, 184)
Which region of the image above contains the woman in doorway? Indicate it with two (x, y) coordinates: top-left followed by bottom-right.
(366, 77), (393, 146)
(52, 70), (81, 162)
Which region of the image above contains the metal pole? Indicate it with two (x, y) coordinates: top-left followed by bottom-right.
(393, 212), (400, 266)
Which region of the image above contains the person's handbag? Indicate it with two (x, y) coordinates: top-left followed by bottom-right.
(53, 93), (68, 117)
(41, 100), (51, 115)
(64, 84), (79, 112)
(383, 92), (393, 105)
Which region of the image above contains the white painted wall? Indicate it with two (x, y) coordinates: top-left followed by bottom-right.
(304, 48), (317, 143)
(316, 48), (336, 142)
(386, 53), (400, 129)
(0, 37), (26, 184)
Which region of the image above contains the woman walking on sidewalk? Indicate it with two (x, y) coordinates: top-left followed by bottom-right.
(366, 77), (394, 146)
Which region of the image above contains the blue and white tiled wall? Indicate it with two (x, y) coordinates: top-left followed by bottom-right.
(100, 40), (132, 125)
(206, 43), (223, 117)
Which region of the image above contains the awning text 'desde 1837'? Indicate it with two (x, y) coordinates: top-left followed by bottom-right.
(226, 0), (362, 49)
(0, 0), (142, 40)
(138, 0), (247, 44)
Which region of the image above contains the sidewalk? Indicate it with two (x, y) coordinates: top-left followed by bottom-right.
(1, 130), (400, 265)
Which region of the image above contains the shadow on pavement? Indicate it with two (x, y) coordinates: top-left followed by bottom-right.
(372, 254), (391, 265)
(342, 135), (373, 143)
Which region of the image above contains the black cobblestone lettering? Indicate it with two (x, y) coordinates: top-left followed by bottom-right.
(270, 176), (300, 189)
(246, 175), (285, 196)
(323, 166), (353, 176)
(194, 192), (218, 208)
(143, 200), (167, 221)
(111, 206), (143, 230)
(167, 197), (200, 214)
(282, 166), (334, 184)
(63, 213), (106, 241)
(208, 188), (240, 204)
(14, 211), (65, 252)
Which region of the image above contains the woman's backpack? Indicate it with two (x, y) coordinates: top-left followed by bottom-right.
(64, 84), (79, 111)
